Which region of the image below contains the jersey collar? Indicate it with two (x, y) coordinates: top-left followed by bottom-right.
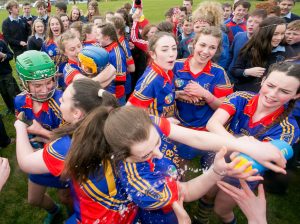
(182, 56), (212, 79)
(104, 41), (118, 52)
(244, 95), (284, 128)
(151, 62), (173, 84)
(68, 58), (79, 65)
(118, 35), (125, 43)
(24, 95), (49, 117)
(83, 39), (98, 44)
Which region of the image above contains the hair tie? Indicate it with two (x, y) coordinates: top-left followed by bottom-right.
(98, 89), (105, 97)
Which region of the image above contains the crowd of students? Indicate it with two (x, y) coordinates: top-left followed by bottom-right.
(0, 0), (300, 223)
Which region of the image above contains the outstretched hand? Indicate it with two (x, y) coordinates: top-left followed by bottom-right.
(217, 180), (267, 224)
(237, 136), (287, 174)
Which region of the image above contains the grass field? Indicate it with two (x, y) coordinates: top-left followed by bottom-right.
(0, 0), (300, 223)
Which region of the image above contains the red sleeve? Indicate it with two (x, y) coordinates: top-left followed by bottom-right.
(128, 92), (154, 108)
(42, 143), (64, 176)
(126, 57), (135, 66)
(130, 21), (148, 52)
(64, 66), (81, 86)
(161, 177), (179, 213)
(219, 104), (236, 116)
(213, 86), (234, 98)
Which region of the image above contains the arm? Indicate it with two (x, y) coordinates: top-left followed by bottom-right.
(130, 15), (148, 52)
(217, 180), (267, 224)
(92, 64), (116, 88)
(0, 157), (10, 191)
(14, 120), (49, 174)
(206, 108), (236, 139)
(154, 117), (286, 173)
(0, 41), (13, 61)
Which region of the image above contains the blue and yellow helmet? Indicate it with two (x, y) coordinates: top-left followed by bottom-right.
(78, 46), (109, 77)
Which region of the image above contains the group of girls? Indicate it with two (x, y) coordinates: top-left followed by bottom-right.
(10, 1), (300, 224)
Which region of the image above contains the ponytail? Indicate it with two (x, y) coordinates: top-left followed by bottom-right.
(63, 106), (112, 183)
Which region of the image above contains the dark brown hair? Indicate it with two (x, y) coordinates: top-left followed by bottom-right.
(104, 106), (152, 167)
(239, 16), (286, 67)
(52, 79), (118, 140)
(63, 107), (112, 183)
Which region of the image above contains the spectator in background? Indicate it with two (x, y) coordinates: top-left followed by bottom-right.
(59, 13), (70, 31)
(105, 11), (114, 23)
(69, 6), (83, 24)
(178, 16), (194, 58)
(183, 0), (193, 15)
(0, 39), (20, 113)
(230, 16), (295, 92)
(92, 16), (105, 26)
(192, 1), (230, 69)
(55, 2), (67, 15)
(35, 0), (49, 27)
(123, 2), (132, 15)
(228, 9), (267, 82)
(225, 0), (251, 44)
(255, 0), (281, 17)
(27, 19), (45, 51)
(222, 3), (232, 21)
(21, 2), (37, 36)
(86, 1), (100, 23)
(277, 0), (300, 23)
(2, 0), (30, 59)
(285, 20), (300, 52)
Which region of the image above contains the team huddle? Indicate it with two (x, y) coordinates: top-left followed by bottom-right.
(1, 0), (300, 223)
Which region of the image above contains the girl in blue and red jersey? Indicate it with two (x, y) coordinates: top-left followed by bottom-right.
(206, 61), (300, 224)
(14, 50), (70, 224)
(14, 79), (137, 224)
(174, 26), (233, 161)
(58, 32), (115, 87)
(82, 23), (101, 48)
(41, 16), (68, 89)
(96, 23), (128, 105)
(111, 16), (136, 97)
(74, 105), (284, 224)
(128, 31), (177, 118)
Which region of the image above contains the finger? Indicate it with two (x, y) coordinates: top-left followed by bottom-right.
(257, 183), (265, 199)
(244, 175), (264, 182)
(217, 182), (241, 201)
(240, 179), (254, 196)
(215, 147), (227, 160)
(229, 152), (239, 160)
(262, 161), (287, 174)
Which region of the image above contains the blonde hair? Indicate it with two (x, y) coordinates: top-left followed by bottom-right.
(287, 20), (300, 31)
(192, 1), (223, 27)
(31, 19), (45, 36)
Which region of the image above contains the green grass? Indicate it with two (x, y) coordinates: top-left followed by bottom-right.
(0, 0), (300, 223)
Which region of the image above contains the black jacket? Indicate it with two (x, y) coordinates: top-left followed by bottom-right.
(2, 17), (30, 52)
(0, 40), (13, 76)
(230, 45), (296, 92)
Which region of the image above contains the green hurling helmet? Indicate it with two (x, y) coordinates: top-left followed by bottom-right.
(16, 50), (57, 102)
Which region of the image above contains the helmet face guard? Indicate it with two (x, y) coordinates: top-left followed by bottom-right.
(16, 50), (58, 102)
(24, 77), (58, 102)
(78, 46), (109, 78)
